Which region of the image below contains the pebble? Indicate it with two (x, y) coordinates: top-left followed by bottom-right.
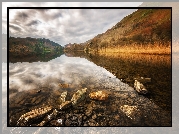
(57, 119), (63, 124)
(89, 90), (108, 101)
(86, 110), (92, 117)
(92, 115), (97, 120)
(83, 115), (87, 121)
(36, 90), (41, 93)
(65, 119), (71, 126)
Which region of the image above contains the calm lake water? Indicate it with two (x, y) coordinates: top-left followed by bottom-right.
(8, 52), (171, 126)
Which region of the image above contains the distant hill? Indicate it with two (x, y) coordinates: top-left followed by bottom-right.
(9, 37), (64, 56)
(65, 9), (171, 54)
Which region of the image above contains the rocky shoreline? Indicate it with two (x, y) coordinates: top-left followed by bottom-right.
(9, 86), (171, 127)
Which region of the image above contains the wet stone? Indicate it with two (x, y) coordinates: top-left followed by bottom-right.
(70, 121), (79, 126)
(50, 118), (64, 126)
(59, 91), (67, 103)
(36, 90), (41, 93)
(83, 115), (88, 121)
(85, 110), (92, 117)
(71, 88), (87, 106)
(65, 119), (71, 126)
(126, 98), (134, 104)
(114, 115), (120, 120)
(120, 105), (142, 123)
(87, 119), (97, 126)
(59, 101), (72, 110)
(130, 93), (137, 98)
(71, 115), (78, 121)
(89, 91), (109, 100)
(92, 114), (97, 120)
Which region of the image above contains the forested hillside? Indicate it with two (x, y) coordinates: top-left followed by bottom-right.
(9, 37), (64, 56)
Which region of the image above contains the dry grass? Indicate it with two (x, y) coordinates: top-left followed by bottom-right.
(98, 43), (171, 55)
(98, 51), (171, 66)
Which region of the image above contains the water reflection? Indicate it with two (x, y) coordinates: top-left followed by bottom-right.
(8, 52), (171, 126)
(9, 54), (122, 92)
(76, 52), (171, 113)
(9, 52), (64, 63)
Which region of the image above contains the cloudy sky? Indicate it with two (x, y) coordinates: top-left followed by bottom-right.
(2, 2), (142, 46)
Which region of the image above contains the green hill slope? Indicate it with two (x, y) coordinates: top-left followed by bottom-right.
(9, 37), (64, 56)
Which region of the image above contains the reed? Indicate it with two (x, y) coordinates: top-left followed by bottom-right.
(98, 43), (171, 55)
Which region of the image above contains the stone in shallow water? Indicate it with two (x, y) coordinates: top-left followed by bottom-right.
(59, 101), (72, 110)
(16, 106), (53, 126)
(120, 105), (141, 122)
(71, 88), (87, 106)
(89, 90), (108, 100)
(59, 91), (67, 103)
(58, 83), (69, 88)
(134, 80), (148, 94)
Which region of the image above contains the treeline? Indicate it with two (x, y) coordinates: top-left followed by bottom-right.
(9, 37), (64, 56)
(64, 43), (85, 52)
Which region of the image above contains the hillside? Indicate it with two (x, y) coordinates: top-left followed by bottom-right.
(65, 9), (171, 54)
(139, 3), (179, 53)
(9, 37), (64, 56)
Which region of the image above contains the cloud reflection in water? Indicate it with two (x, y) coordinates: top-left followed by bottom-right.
(9, 55), (131, 95)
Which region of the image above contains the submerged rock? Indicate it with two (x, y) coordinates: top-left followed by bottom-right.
(120, 105), (141, 122)
(59, 101), (72, 110)
(58, 83), (69, 88)
(37, 109), (59, 126)
(134, 77), (151, 83)
(71, 88), (87, 106)
(59, 91), (67, 103)
(134, 80), (148, 94)
(36, 90), (41, 93)
(16, 88), (88, 126)
(16, 106), (53, 126)
(89, 90), (108, 100)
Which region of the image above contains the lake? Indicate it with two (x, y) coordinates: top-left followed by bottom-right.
(8, 52), (171, 126)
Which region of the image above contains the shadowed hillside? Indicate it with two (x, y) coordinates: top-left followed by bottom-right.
(9, 37), (63, 54)
(9, 37), (64, 62)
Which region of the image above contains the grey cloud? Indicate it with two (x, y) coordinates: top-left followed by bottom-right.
(34, 9), (49, 13)
(9, 24), (22, 32)
(65, 26), (91, 37)
(51, 36), (65, 45)
(26, 20), (41, 26)
(15, 12), (29, 21)
(52, 12), (62, 20)
(47, 28), (58, 37)
(34, 9), (63, 21)
(9, 9), (137, 46)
